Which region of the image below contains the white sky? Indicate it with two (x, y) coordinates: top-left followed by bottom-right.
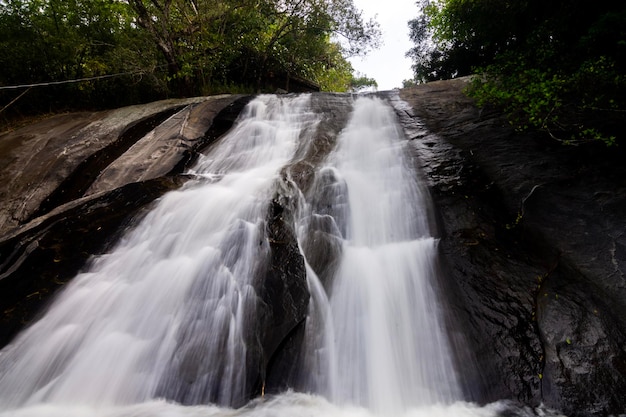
(349, 0), (418, 91)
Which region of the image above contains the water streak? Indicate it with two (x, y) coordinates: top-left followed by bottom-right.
(0, 94), (317, 410)
(296, 97), (461, 413)
(0, 94), (507, 417)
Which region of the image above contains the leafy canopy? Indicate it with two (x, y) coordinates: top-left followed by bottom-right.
(0, 0), (380, 120)
(407, 0), (626, 146)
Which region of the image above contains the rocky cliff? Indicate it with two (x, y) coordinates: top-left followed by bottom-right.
(1, 81), (625, 416)
(395, 78), (626, 416)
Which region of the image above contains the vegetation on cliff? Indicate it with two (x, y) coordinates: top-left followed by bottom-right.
(407, 0), (626, 146)
(0, 0), (380, 122)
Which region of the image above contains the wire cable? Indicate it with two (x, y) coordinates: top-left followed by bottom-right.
(0, 69), (152, 90)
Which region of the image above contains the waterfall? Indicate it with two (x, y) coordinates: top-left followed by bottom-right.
(0, 95), (318, 410)
(0, 93), (543, 417)
(295, 97), (460, 413)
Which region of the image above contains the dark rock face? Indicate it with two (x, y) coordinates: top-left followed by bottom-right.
(388, 89), (545, 405)
(288, 93), (354, 291)
(259, 189), (310, 396)
(31, 106), (185, 219)
(397, 79), (626, 416)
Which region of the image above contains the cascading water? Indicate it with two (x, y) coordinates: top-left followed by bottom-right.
(0, 95), (319, 413)
(295, 97), (461, 413)
(0, 93), (552, 417)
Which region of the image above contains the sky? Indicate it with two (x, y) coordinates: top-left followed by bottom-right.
(348, 0), (419, 91)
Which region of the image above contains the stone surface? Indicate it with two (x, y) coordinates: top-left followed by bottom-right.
(85, 97), (236, 195)
(396, 78), (626, 416)
(0, 97), (213, 232)
(259, 190), (310, 395)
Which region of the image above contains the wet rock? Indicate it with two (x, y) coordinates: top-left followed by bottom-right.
(397, 78), (626, 416)
(0, 97), (212, 232)
(298, 168), (347, 290)
(0, 94), (251, 348)
(261, 96), (356, 394)
(286, 93), (353, 193)
(259, 184), (310, 396)
(538, 263), (626, 414)
(0, 177), (184, 347)
(32, 105), (185, 217)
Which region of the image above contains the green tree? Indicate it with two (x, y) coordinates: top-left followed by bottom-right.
(350, 73), (377, 91)
(0, 0), (164, 115)
(407, 0), (626, 145)
(125, 0), (380, 94)
(1, 0), (380, 122)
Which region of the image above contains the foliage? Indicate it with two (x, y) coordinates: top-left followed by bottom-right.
(0, 0), (165, 117)
(402, 79), (418, 88)
(349, 73), (378, 92)
(469, 55), (624, 146)
(1, 0), (380, 120)
(406, 0), (626, 146)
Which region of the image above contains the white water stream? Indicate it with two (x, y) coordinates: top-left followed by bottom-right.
(295, 97), (460, 414)
(0, 95), (560, 417)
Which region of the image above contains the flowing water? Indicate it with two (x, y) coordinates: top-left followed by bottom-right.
(294, 98), (460, 413)
(0, 94), (561, 417)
